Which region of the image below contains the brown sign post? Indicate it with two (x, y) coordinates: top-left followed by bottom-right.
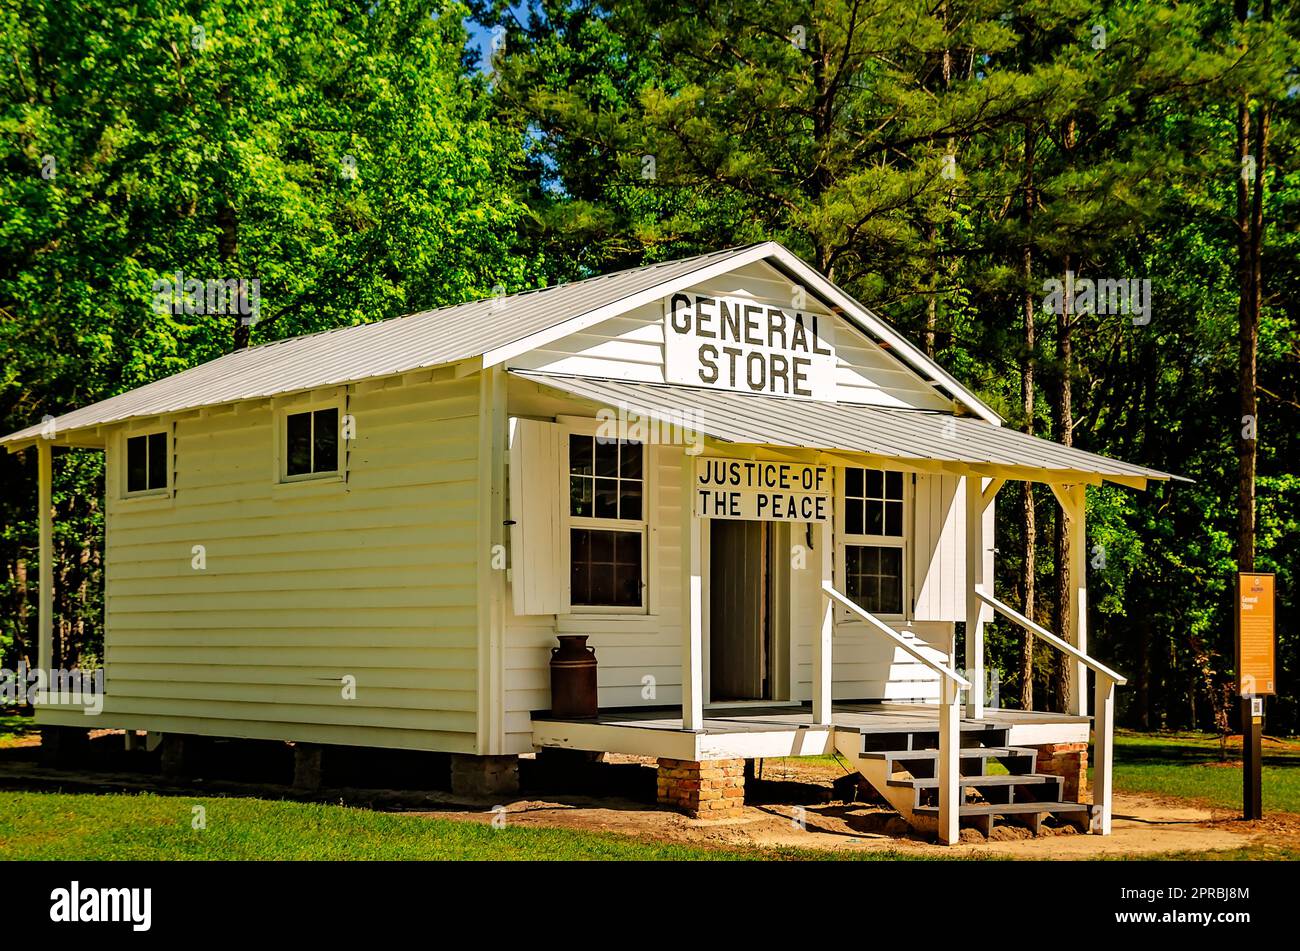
(1235, 572), (1276, 820)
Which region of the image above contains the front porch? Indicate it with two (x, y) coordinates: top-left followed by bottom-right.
(508, 370), (1184, 841)
(531, 702), (1090, 762)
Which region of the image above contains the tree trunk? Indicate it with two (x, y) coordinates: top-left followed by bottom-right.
(1235, 2), (1270, 577)
(925, 224), (937, 358)
(219, 200), (249, 351)
(1054, 252), (1075, 713)
(1018, 123), (1036, 711)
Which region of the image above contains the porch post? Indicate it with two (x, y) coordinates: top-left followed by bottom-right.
(1053, 483), (1089, 717)
(963, 476), (987, 718)
(937, 675), (960, 845)
(1092, 675), (1116, 834)
(680, 452), (703, 730)
(812, 520), (833, 725)
(37, 440), (53, 678)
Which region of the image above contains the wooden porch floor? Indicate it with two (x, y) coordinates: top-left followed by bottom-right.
(530, 702), (1091, 761)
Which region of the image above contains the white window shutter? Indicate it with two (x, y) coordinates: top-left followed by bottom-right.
(912, 474), (965, 621)
(508, 417), (563, 615)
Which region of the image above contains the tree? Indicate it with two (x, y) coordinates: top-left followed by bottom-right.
(0, 0), (538, 667)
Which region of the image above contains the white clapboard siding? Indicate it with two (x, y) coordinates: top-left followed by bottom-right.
(501, 442), (683, 754)
(87, 375), (482, 753)
(508, 417), (563, 614)
(788, 529), (951, 701)
(508, 260), (952, 411)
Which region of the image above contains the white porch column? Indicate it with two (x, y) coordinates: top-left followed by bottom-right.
(680, 452), (703, 730)
(1092, 675), (1116, 834)
(37, 440), (53, 677)
(1052, 483), (1089, 717)
(812, 520), (833, 725)
(937, 676), (960, 845)
(963, 476), (989, 718)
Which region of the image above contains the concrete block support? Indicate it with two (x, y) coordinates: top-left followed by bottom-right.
(657, 757), (745, 819)
(159, 734), (201, 779)
(292, 743), (324, 791)
(39, 726), (89, 768)
(450, 753), (519, 798)
(1034, 742), (1088, 802)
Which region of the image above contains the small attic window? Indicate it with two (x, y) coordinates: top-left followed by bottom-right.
(284, 407), (339, 478)
(126, 432), (169, 494)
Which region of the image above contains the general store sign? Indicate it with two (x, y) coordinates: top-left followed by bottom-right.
(1236, 572), (1276, 696)
(664, 292), (837, 399)
(693, 457), (830, 522)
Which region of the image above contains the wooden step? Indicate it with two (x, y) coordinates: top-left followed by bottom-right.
(914, 801), (1089, 817)
(860, 746), (1036, 767)
(893, 773), (1057, 789)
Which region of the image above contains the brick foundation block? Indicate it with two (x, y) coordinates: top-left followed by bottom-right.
(451, 753), (520, 798)
(1033, 742), (1089, 802)
(657, 758), (745, 819)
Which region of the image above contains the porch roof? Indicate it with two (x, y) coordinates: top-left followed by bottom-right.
(511, 370), (1186, 489)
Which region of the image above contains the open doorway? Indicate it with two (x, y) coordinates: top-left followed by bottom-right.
(709, 520), (776, 701)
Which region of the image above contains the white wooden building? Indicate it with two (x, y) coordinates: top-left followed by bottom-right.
(4, 242), (1178, 842)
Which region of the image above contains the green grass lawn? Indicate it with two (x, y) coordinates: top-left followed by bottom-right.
(0, 790), (951, 861)
(1108, 730), (1300, 813)
(1, 722), (1296, 860)
(0, 791), (736, 860)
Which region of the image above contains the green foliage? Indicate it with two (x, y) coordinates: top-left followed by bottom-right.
(0, 0), (543, 664)
(486, 0), (1300, 731)
(1, 0), (1297, 734)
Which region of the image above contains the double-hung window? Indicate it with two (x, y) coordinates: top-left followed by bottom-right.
(125, 431), (169, 495)
(283, 407), (340, 480)
(842, 467), (906, 616)
(567, 433), (646, 610)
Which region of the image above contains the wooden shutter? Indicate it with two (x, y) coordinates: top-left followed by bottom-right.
(508, 417), (563, 615)
(912, 474), (964, 621)
(912, 474), (996, 622)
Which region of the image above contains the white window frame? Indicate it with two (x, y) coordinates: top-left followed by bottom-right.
(559, 418), (653, 616)
(119, 425), (172, 500)
(836, 465), (909, 622)
(274, 392), (347, 485)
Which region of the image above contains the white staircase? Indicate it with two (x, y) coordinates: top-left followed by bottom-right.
(835, 722), (1093, 838)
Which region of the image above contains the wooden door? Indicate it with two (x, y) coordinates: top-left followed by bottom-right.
(709, 520), (768, 700)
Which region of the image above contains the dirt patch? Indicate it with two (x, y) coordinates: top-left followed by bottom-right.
(444, 752), (1262, 859)
(425, 790), (1256, 858)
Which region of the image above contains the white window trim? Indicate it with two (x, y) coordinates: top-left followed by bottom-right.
(559, 416), (654, 617)
(119, 424), (173, 501)
(273, 392), (348, 485)
(835, 465), (909, 623)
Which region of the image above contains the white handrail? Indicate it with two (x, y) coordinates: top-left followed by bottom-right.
(822, 580), (967, 845)
(822, 582), (972, 689)
(974, 585), (1127, 686)
(973, 583), (1124, 835)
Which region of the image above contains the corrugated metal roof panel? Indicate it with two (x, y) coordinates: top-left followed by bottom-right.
(2, 245), (759, 445)
(511, 371), (1185, 484)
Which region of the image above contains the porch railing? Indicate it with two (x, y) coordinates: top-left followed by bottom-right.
(822, 582), (972, 846)
(974, 585), (1128, 835)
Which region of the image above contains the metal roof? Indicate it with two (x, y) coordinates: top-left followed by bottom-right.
(2, 245), (763, 447)
(511, 371), (1185, 487)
